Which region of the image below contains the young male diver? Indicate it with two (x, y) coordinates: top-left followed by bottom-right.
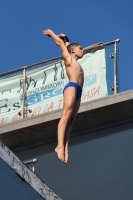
(43, 29), (84, 163)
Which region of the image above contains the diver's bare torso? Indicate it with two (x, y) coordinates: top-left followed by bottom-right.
(65, 57), (84, 87)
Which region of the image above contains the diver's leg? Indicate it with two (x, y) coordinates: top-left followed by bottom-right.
(64, 98), (81, 163)
(55, 87), (77, 162)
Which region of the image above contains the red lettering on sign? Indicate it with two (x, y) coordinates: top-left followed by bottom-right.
(58, 99), (63, 109)
(0, 117), (8, 126)
(94, 86), (100, 96)
(33, 106), (41, 116)
(82, 86), (101, 101)
(47, 102), (53, 112)
(82, 90), (91, 100)
(0, 118), (5, 125)
(90, 88), (96, 98)
(44, 104), (48, 113)
(12, 113), (21, 122)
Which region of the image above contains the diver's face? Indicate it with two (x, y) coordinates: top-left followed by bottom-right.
(74, 45), (84, 58)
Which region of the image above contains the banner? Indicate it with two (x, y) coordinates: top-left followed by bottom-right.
(0, 49), (108, 126)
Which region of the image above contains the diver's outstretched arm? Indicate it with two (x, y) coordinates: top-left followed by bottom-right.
(43, 29), (71, 62)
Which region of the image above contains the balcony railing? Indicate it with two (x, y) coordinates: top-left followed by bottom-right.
(0, 39), (120, 125)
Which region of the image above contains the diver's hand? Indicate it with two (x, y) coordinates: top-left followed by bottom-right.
(42, 29), (53, 37)
(58, 33), (66, 38)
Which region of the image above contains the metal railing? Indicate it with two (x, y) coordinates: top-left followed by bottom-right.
(0, 39), (120, 120)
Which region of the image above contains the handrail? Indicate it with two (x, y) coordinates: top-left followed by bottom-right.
(84, 39), (120, 52)
(0, 39), (120, 78)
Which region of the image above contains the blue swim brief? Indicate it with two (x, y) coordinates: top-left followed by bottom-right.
(63, 82), (82, 99)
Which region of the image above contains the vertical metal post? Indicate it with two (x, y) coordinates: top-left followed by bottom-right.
(114, 42), (117, 94)
(22, 69), (26, 119)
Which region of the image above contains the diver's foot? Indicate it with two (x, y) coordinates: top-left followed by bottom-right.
(55, 146), (65, 162)
(64, 149), (69, 164)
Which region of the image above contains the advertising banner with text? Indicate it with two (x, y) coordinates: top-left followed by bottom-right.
(0, 49), (108, 126)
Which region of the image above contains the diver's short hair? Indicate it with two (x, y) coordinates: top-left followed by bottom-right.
(67, 43), (81, 53)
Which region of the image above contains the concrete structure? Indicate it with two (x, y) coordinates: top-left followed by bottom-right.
(0, 89), (133, 150)
(0, 140), (61, 200)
